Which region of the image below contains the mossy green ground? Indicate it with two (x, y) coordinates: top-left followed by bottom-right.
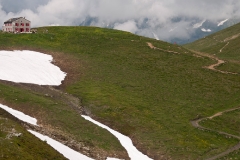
(185, 22), (240, 158)
(217, 150), (240, 160)
(185, 22), (240, 73)
(0, 108), (67, 160)
(200, 110), (240, 138)
(1, 26), (240, 159)
(0, 81), (125, 158)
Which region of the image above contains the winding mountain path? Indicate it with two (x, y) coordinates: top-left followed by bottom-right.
(148, 42), (240, 159)
(191, 107), (240, 160)
(147, 42), (237, 74)
(189, 50), (240, 159)
(147, 42), (180, 54)
(190, 50), (238, 75)
(147, 43), (240, 159)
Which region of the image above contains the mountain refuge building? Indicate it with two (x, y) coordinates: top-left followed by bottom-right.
(2, 17), (31, 33)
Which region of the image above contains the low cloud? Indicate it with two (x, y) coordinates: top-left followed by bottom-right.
(114, 20), (138, 33)
(1, 0), (240, 42)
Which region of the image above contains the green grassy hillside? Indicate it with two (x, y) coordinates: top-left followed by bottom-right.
(0, 108), (67, 160)
(0, 26), (240, 159)
(185, 23), (240, 160)
(184, 22), (240, 73)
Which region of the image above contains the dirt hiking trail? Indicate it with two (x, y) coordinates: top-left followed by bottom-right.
(191, 50), (238, 75)
(191, 107), (240, 160)
(147, 42), (180, 54)
(148, 42), (240, 159)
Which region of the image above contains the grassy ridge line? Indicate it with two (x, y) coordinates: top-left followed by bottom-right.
(0, 26), (240, 159)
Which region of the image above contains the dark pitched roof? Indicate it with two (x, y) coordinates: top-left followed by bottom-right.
(4, 17), (30, 24)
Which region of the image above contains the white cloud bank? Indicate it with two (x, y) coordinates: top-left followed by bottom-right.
(0, 0), (240, 41)
(114, 20), (138, 33)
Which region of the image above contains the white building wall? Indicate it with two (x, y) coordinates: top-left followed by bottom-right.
(2, 17), (31, 33)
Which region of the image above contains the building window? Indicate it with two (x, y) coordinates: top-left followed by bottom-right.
(15, 23), (19, 26)
(26, 28), (29, 32)
(21, 23), (24, 26)
(26, 23), (29, 26)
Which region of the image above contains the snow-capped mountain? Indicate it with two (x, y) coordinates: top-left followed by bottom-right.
(79, 17), (240, 44)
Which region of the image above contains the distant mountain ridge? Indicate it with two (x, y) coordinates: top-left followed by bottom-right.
(79, 17), (240, 44)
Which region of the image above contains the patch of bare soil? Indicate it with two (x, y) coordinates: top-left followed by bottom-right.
(191, 107), (240, 160)
(147, 42), (180, 54)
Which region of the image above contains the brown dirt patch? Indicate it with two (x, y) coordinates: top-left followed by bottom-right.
(147, 42), (180, 54)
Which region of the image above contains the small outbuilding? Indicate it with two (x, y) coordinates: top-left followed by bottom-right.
(2, 17), (31, 33)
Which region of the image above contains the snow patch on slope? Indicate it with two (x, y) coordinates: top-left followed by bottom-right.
(201, 28), (212, 32)
(0, 104), (38, 126)
(218, 19), (229, 26)
(82, 115), (153, 160)
(0, 103), (94, 160)
(193, 20), (206, 28)
(169, 27), (177, 32)
(0, 50), (66, 85)
(28, 130), (94, 160)
(152, 32), (159, 40)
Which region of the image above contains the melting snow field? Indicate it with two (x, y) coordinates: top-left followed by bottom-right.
(193, 19), (206, 28)
(201, 28), (212, 32)
(0, 50), (66, 85)
(28, 130), (94, 160)
(0, 50), (152, 160)
(0, 104), (38, 126)
(0, 103), (94, 160)
(82, 115), (153, 160)
(218, 19), (229, 26)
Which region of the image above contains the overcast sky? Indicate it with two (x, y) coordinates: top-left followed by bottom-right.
(1, 0), (240, 41)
